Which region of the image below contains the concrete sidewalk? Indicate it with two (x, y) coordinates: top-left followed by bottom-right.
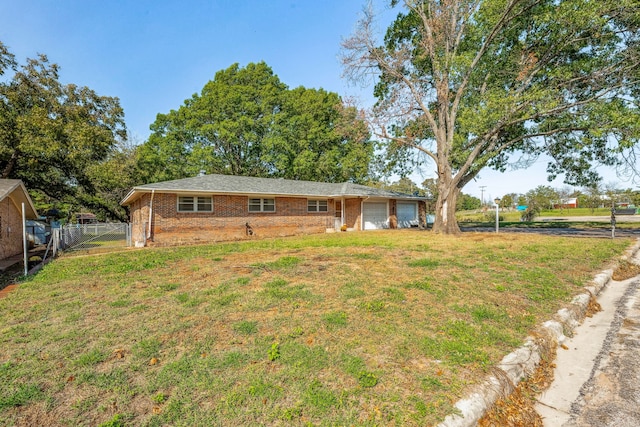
(535, 251), (640, 426)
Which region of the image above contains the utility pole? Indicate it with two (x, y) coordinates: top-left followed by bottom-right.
(479, 186), (487, 207)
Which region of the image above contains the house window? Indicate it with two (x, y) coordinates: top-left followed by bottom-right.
(307, 200), (328, 212)
(177, 196), (213, 212)
(249, 198), (275, 212)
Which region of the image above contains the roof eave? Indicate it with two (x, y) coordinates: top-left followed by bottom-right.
(120, 188), (141, 206)
(6, 181), (39, 219)
(120, 185), (428, 206)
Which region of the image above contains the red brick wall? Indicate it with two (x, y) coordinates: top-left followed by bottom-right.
(389, 200), (398, 229)
(344, 198), (362, 230)
(129, 194), (150, 246)
(0, 197), (23, 259)
(418, 201), (427, 227)
(130, 193), (337, 246)
(128, 193), (427, 246)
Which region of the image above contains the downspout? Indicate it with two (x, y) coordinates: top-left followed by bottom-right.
(147, 190), (155, 242)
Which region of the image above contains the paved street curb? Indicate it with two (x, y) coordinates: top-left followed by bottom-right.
(438, 239), (640, 427)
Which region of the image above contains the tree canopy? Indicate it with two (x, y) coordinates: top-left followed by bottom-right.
(0, 42), (127, 220)
(343, 0), (640, 233)
(525, 185), (559, 210)
(137, 62), (374, 184)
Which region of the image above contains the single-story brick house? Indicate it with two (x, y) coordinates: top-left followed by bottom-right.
(0, 179), (38, 260)
(121, 174), (427, 246)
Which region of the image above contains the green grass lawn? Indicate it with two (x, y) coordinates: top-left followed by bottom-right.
(536, 207), (617, 217)
(457, 207), (640, 229)
(0, 231), (632, 426)
(458, 207), (633, 223)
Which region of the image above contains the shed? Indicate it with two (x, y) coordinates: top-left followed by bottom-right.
(0, 179), (38, 261)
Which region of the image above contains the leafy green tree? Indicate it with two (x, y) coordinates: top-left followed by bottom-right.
(263, 87), (372, 182)
(603, 183), (623, 208)
(385, 176), (423, 195)
(623, 189), (640, 207)
(137, 62), (373, 184)
(0, 43), (14, 76)
(85, 138), (142, 221)
(421, 178), (438, 200)
(456, 193), (481, 211)
(342, 0), (640, 234)
(500, 193), (517, 210)
(521, 205), (540, 222)
(525, 185), (558, 211)
(0, 42), (127, 218)
(137, 62), (284, 182)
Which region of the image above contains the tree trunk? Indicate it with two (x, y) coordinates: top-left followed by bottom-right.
(1, 152), (17, 179)
(432, 178), (461, 234)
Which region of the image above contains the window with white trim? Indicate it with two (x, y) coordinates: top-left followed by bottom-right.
(307, 199), (328, 212)
(177, 196), (213, 212)
(248, 198), (275, 212)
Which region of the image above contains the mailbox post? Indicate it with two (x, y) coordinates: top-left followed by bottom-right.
(611, 208), (616, 239)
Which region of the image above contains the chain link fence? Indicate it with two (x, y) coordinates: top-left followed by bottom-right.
(58, 223), (131, 252)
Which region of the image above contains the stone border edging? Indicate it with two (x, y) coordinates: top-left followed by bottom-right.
(437, 238), (640, 427)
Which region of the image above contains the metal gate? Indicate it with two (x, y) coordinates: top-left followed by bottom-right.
(59, 223), (131, 252)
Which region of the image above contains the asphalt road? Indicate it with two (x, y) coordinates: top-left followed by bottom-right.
(461, 214), (640, 238)
(538, 216), (640, 223)
(463, 214), (640, 238)
(462, 226), (640, 238)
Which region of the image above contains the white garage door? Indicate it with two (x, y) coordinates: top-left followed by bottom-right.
(363, 202), (389, 230)
(397, 202), (418, 228)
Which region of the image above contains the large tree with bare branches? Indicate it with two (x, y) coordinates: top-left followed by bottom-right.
(343, 0), (640, 233)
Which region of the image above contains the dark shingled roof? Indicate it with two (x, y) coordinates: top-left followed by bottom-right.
(121, 174), (424, 205)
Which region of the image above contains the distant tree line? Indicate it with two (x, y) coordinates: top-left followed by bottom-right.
(382, 177), (640, 217)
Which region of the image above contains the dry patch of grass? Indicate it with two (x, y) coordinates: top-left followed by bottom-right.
(478, 330), (559, 427)
(612, 259), (640, 281)
(478, 348), (556, 427)
(0, 231), (631, 426)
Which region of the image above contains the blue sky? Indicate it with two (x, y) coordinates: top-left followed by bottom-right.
(0, 0), (627, 200)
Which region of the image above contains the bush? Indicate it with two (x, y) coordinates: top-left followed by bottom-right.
(483, 212), (505, 223)
(520, 205), (540, 222)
